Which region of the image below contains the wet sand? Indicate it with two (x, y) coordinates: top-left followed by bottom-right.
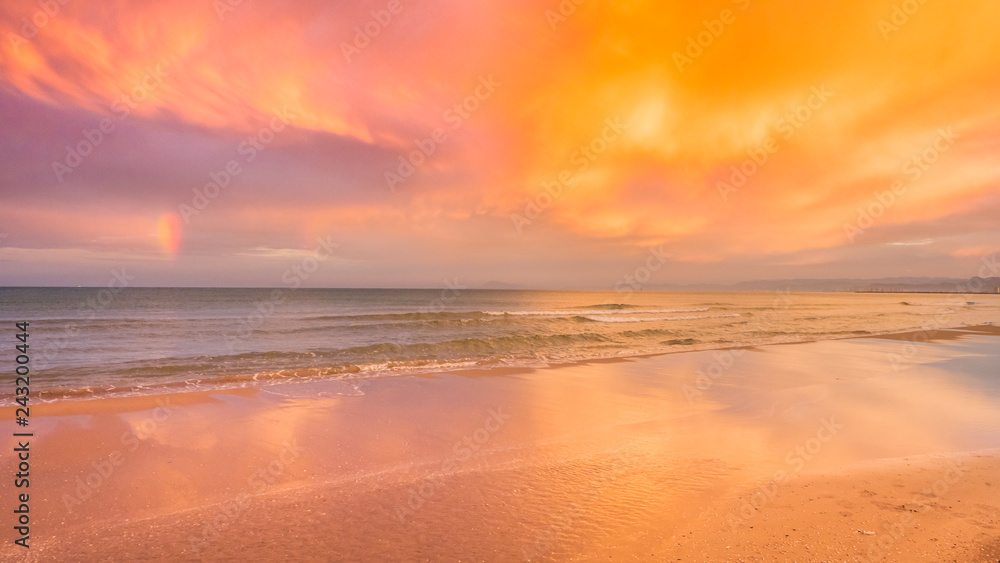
(3, 326), (1000, 561)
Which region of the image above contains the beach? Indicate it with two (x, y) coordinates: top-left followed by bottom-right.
(4, 0), (1000, 558)
(4, 324), (1000, 561)
(4, 0), (1000, 559)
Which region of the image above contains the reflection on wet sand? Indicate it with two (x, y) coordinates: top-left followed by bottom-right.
(5, 328), (1000, 561)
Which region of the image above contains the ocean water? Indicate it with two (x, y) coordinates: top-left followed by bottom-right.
(1, 287), (998, 403)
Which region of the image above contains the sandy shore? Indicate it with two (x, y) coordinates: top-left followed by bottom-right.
(3, 326), (1000, 561)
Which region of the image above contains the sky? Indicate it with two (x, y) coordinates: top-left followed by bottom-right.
(1, 0), (999, 288)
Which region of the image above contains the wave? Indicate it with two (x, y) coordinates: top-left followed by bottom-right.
(573, 303), (640, 310)
(304, 311), (487, 322)
(582, 313), (740, 323)
(619, 328), (676, 337)
(297, 307), (710, 323)
(45, 332), (617, 375)
(12, 336), (621, 405)
(484, 307), (709, 316)
(21, 307), (720, 329)
(331, 333), (615, 358)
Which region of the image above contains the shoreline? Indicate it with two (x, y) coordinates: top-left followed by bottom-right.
(4, 323), (1000, 560)
(7, 322), (999, 409)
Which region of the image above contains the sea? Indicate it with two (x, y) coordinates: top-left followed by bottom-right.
(1, 287), (998, 404)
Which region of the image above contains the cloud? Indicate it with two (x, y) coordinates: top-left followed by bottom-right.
(2, 0), (1000, 286)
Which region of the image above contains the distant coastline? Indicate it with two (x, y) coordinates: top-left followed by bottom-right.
(854, 289), (1000, 294)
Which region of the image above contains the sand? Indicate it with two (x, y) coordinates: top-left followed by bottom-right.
(3, 326), (1000, 561)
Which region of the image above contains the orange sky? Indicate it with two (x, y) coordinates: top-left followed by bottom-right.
(1, 0), (999, 287)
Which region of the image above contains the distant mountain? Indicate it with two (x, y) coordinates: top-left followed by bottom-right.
(852, 277), (1000, 294)
(643, 277), (1000, 293)
(468, 277), (1000, 293)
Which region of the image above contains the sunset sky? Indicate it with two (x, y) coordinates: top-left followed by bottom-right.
(2, 0), (999, 288)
